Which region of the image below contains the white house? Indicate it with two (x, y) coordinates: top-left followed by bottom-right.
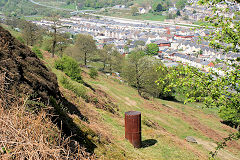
(138, 8), (146, 14)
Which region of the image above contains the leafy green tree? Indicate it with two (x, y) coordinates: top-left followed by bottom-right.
(99, 44), (123, 73)
(74, 34), (97, 66)
(89, 68), (98, 79)
(146, 43), (159, 55)
(157, 0), (240, 157)
(109, 49), (123, 73)
(152, 0), (171, 12)
(176, 0), (187, 9)
(122, 50), (145, 95)
(21, 21), (39, 46)
(55, 56), (82, 83)
(123, 50), (164, 97)
(32, 46), (43, 59)
(131, 6), (138, 16)
(155, 4), (163, 12)
(176, 10), (181, 16)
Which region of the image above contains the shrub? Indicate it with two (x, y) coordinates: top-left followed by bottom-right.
(32, 46), (43, 59)
(89, 68), (98, 79)
(60, 76), (88, 100)
(41, 36), (52, 52)
(55, 56), (82, 83)
(16, 36), (25, 44)
(0, 99), (95, 159)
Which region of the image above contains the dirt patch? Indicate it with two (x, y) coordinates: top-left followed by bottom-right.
(195, 138), (239, 160)
(0, 26), (60, 105)
(159, 103), (240, 151)
(124, 97), (137, 106)
(96, 84), (110, 92)
(88, 89), (119, 115)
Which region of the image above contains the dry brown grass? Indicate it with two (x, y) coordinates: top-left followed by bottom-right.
(0, 73), (96, 160)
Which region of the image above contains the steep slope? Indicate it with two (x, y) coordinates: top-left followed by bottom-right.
(78, 70), (240, 160)
(0, 25), (60, 104)
(47, 50), (240, 159)
(0, 26), (97, 156)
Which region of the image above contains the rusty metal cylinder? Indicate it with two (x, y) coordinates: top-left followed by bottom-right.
(125, 111), (141, 148)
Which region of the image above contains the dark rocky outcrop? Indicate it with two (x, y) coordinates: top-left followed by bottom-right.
(0, 26), (96, 152)
(0, 25), (60, 104)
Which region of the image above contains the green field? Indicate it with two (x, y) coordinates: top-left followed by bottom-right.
(98, 9), (166, 21)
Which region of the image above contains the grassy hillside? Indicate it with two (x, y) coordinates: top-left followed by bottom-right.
(41, 50), (240, 160)
(0, 0), (70, 17)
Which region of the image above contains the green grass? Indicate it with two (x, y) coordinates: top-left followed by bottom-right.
(83, 72), (240, 159)
(82, 74), (205, 159)
(23, 16), (45, 21)
(127, 13), (166, 21)
(98, 9), (166, 21)
(1, 24), (23, 39)
(40, 51), (240, 160)
(60, 4), (76, 10)
(194, 21), (212, 27)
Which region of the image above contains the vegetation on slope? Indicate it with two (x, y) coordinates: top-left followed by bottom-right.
(0, 25), (98, 159)
(0, 0), (70, 17)
(39, 47), (240, 159)
(0, 66), (95, 159)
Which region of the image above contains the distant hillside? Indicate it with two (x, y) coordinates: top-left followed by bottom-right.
(0, 0), (69, 17)
(37, 0), (186, 10)
(0, 0), (188, 18)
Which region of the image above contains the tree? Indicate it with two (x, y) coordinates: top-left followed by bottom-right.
(55, 33), (72, 57)
(153, 0), (171, 12)
(74, 34), (97, 66)
(55, 55), (82, 83)
(134, 40), (146, 48)
(175, 0), (187, 10)
(123, 50), (163, 97)
(146, 43), (159, 55)
(155, 4), (163, 12)
(99, 44), (123, 73)
(157, 0), (240, 157)
(109, 49), (124, 73)
(89, 68), (98, 79)
(98, 48), (108, 71)
(21, 21), (39, 46)
(176, 10), (181, 16)
(123, 50), (145, 95)
(131, 6), (138, 16)
(48, 16), (70, 57)
(197, 50), (203, 56)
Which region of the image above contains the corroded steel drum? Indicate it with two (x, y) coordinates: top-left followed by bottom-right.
(125, 111), (141, 148)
